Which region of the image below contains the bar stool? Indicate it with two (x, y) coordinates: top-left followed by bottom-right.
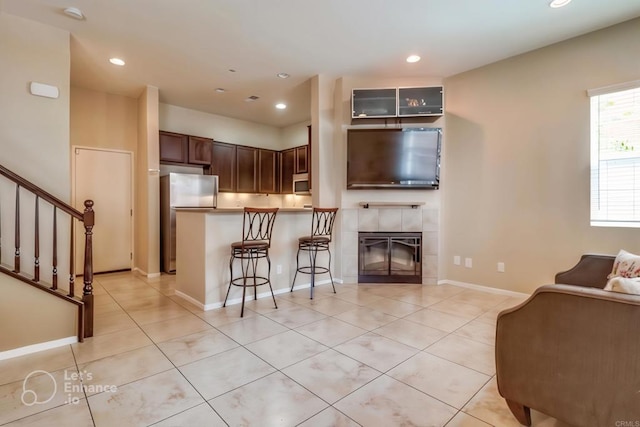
(290, 207), (339, 299)
(223, 207), (279, 317)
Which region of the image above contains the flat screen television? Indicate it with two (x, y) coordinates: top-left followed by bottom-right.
(347, 128), (441, 189)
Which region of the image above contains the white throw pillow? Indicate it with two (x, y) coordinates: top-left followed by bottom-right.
(608, 249), (640, 279)
(604, 276), (640, 295)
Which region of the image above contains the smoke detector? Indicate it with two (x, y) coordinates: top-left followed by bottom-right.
(63, 7), (85, 20)
(245, 95), (260, 102)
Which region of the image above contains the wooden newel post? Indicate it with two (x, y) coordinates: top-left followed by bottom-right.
(82, 199), (95, 338)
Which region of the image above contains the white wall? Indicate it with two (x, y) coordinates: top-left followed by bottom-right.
(159, 103), (280, 148)
(442, 17), (640, 294)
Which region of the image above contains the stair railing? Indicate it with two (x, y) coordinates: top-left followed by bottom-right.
(0, 164), (94, 340)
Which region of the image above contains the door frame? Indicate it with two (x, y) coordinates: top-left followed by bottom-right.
(71, 146), (135, 273)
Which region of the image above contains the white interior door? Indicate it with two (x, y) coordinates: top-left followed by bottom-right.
(73, 147), (133, 274)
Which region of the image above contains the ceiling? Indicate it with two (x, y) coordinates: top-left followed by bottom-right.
(2, 0), (640, 128)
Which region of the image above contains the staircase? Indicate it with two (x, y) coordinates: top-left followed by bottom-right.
(0, 164), (94, 343)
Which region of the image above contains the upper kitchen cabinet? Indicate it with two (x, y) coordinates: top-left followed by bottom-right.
(295, 145), (308, 174)
(188, 136), (213, 165)
(352, 88), (397, 118)
(211, 141), (236, 192)
(398, 86), (443, 117)
(280, 148), (295, 194)
(159, 131), (188, 163)
(236, 146), (257, 193)
(258, 149), (278, 194)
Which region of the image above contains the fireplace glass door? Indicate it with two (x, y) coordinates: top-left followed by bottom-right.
(358, 232), (422, 283)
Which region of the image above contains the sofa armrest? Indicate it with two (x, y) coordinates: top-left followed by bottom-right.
(554, 254), (614, 288)
(496, 285), (640, 427)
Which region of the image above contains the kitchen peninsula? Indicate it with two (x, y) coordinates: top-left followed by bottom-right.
(174, 207), (325, 310)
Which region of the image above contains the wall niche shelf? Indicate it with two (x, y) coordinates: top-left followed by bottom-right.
(359, 202), (425, 209)
(352, 86), (443, 119)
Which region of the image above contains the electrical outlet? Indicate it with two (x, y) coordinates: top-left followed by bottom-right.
(453, 255), (461, 265)
(497, 262), (505, 273)
(464, 257), (472, 268)
(276, 265), (282, 275)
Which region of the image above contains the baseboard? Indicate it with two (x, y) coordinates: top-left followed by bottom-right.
(0, 336), (78, 361)
(133, 268), (161, 279)
(175, 279), (335, 311)
(438, 279), (530, 298)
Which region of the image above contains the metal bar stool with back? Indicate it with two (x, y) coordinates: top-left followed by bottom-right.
(223, 207), (279, 317)
(290, 207), (339, 299)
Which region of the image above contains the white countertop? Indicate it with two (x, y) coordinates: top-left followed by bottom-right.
(174, 207), (312, 213)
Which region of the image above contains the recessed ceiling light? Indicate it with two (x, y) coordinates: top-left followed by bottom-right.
(276, 73), (290, 79)
(406, 55), (421, 63)
(63, 7), (85, 20)
(228, 69), (237, 73)
(109, 58), (125, 66)
(215, 88), (226, 93)
(275, 103), (287, 110)
(549, 0), (571, 8)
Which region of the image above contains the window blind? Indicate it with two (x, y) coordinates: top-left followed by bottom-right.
(589, 83), (640, 227)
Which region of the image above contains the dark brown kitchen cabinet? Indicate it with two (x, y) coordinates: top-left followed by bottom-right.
(280, 148), (295, 194)
(295, 145), (308, 174)
(258, 149), (278, 193)
(211, 141), (236, 192)
(159, 131), (188, 163)
(236, 146), (257, 193)
(188, 136), (213, 165)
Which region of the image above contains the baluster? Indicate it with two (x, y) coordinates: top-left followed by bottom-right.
(33, 196), (39, 282)
(51, 206), (58, 290)
(82, 200), (94, 338)
(68, 216), (74, 297)
(14, 185), (20, 272)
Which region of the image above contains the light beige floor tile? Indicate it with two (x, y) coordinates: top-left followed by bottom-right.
(404, 308), (471, 333)
(127, 303), (190, 325)
(462, 378), (521, 427)
(115, 293), (176, 311)
(0, 367), (84, 425)
(363, 297), (423, 317)
(209, 371), (328, 426)
(334, 289), (386, 306)
(108, 287), (163, 301)
(214, 315), (288, 345)
(333, 306), (398, 330)
(373, 319), (448, 349)
(297, 295), (359, 316)
(167, 294), (204, 313)
(4, 398), (94, 426)
(388, 352), (490, 409)
(88, 369), (203, 427)
(426, 335), (495, 376)
(428, 299), (486, 320)
(448, 290), (510, 310)
(391, 292), (444, 307)
(298, 407), (360, 427)
(283, 349), (380, 404)
(241, 295), (294, 314)
(453, 318), (496, 346)
(295, 317), (367, 347)
(0, 346), (75, 386)
(421, 284), (466, 299)
(77, 345), (173, 395)
(93, 310), (137, 336)
(362, 284), (421, 298)
(179, 347), (275, 399)
(157, 329), (239, 366)
(72, 327), (152, 364)
(445, 411), (492, 427)
(475, 311), (499, 326)
(245, 330), (327, 369)
(93, 298), (123, 315)
(140, 313), (212, 342)
(334, 374), (457, 427)
(277, 287), (332, 304)
(154, 402), (226, 427)
(530, 409), (575, 427)
(334, 332), (418, 372)
(197, 305), (257, 327)
(262, 304), (327, 328)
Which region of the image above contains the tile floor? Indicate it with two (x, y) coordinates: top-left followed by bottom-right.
(0, 272), (571, 426)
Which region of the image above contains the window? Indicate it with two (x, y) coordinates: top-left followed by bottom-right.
(589, 81), (640, 228)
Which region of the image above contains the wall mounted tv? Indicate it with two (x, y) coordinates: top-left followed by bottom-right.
(347, 128), (441, 190)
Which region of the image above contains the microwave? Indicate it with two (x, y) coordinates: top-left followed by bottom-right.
(293, 173), (310, 195)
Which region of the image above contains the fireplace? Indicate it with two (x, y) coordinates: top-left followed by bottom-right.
(358, 232), (422, 283)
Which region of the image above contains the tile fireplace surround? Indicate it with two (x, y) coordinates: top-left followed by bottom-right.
(340, 207), (439, 285)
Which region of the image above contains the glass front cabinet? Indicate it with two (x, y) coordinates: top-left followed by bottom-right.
(352, 86), (443, 119)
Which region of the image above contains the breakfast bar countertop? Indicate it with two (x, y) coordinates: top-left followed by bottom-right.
(173, 207), (312, 213)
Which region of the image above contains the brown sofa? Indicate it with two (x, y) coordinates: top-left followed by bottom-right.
(495, 254), (640, 426)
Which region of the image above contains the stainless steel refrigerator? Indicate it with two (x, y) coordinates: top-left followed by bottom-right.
(160, 173), (218, 273)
